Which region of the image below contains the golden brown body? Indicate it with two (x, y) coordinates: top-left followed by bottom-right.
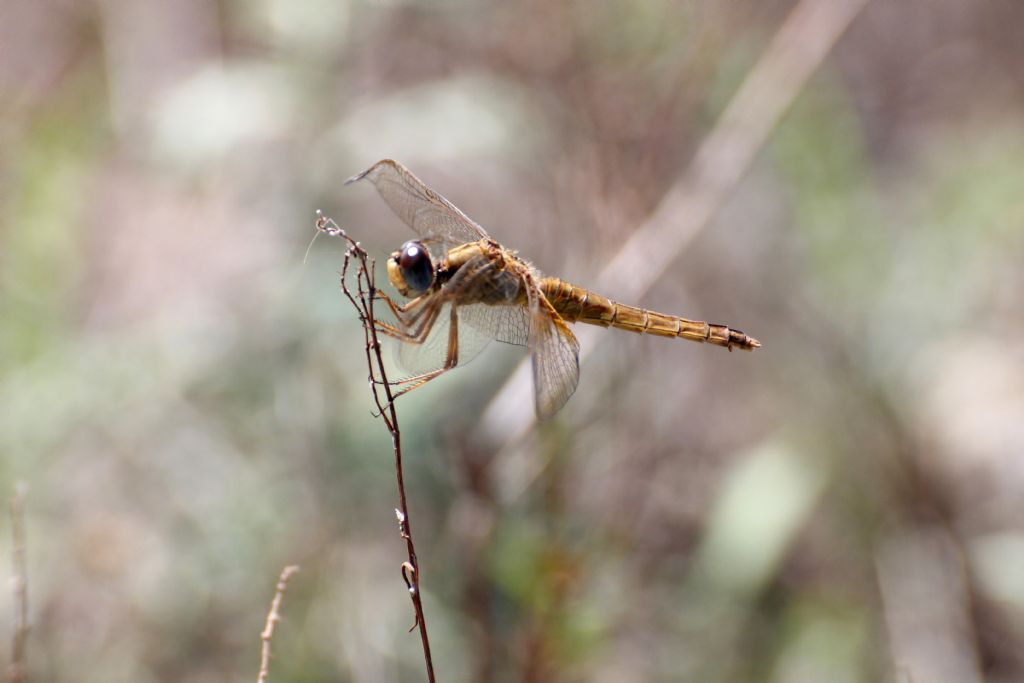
(540, 277), (760, 351)
(439, 240), (760, 351)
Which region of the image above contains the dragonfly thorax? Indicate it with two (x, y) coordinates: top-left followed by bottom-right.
(388, 240), (435, 297)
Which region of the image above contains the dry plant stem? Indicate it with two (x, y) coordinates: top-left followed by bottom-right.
(257, 565), (300, 683)
(9, 484), (28, 683)
(317, 214), (437, 683)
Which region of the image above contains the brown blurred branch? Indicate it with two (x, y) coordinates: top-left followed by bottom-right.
(8, 484), (28, 683)
(316, 213), (437, 683)
(257, 564), (299, 683)
(479, 0), (873, 463)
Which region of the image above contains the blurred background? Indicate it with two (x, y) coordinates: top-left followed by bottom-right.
(2, 0), (1024, 681)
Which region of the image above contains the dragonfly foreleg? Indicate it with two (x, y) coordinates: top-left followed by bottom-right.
(372, 290), (431, 328)
(375, 304), (461, 406)
(373, 297), (443, 344)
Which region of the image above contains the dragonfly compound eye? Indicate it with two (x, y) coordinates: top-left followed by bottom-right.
(398, 241), (435, 293)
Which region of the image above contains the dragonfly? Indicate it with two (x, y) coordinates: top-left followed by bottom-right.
(346, 159), (760, 420)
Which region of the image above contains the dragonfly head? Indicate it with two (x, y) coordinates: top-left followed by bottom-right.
(388, 240), (435, 298)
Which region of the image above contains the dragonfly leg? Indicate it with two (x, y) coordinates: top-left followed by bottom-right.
(373, 297), (443, 344)
(372, 290), (431, 328)
(377, 305), (461, 406)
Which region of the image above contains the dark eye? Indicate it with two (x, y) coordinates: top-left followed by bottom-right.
(398, 241), (434, 293)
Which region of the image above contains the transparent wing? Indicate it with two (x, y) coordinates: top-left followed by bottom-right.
(346, 159), (489, 258)
(392, 300), (494, 376)
(527, 286), (581, 419)
(459, 303), (530, 347)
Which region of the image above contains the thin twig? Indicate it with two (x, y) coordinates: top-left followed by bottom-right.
(316, 213), (437, 683)
(9, 483), (28, 683)
(257, 564), (300, 683)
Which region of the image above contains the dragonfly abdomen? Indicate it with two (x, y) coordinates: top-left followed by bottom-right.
(541, 277), (760, 351)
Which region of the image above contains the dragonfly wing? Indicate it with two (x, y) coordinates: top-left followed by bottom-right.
(459, 303), (530, 347)
(394, 300), (494, 376)
(346, 159), (490, 255)
(527, 285), (580, 419)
